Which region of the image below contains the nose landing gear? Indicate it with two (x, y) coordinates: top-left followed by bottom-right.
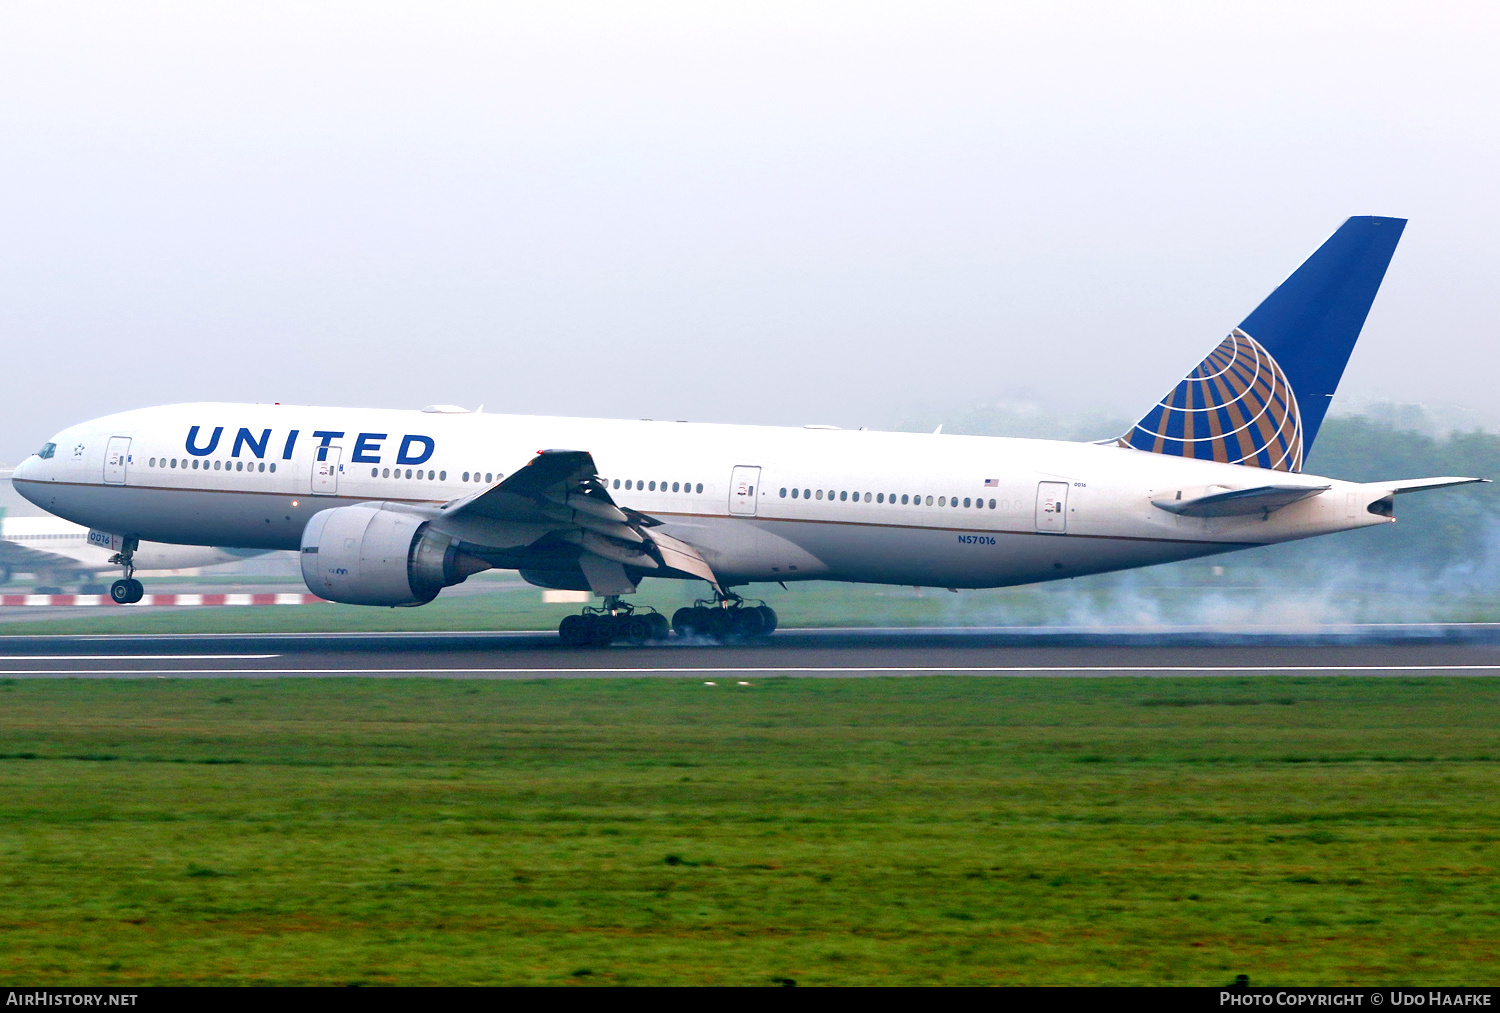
(671, 591), (778, 641)
(557, 596), (671, 647)
(107, 538), (144, 605)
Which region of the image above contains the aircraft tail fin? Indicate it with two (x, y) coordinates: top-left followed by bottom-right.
(1121, 216), (1407, 473)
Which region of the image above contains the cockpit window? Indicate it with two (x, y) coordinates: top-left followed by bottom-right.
(36, 443), (56, 460)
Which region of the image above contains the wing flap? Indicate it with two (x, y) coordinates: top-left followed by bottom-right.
(437, 449), (722, 592)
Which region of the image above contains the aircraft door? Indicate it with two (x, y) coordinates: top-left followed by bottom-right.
(1035, 481), (1068, 533)
(312, 445), (341, 496)
(729, 466), (761, 517)
(103, 437), (130, 485)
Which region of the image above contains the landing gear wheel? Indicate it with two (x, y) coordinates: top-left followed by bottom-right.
(648, 612), (671, 641)
(591, 615), (621, 645)
(672, 607), (701, 638)
(625, 614), (655, 645)
(731, 607), (766, 638)
(560, 600), (670, 648)
(107, 537), (143, 604)
(559, 614), (590, 647)
(701, 607), (733, 640)
(755, 605), (778, 634)
(672, 592), (779, 643)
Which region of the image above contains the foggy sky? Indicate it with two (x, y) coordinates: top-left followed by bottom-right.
(2, 2), (1497, 465)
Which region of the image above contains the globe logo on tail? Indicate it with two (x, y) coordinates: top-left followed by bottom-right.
(1122, 328), (1304, 473)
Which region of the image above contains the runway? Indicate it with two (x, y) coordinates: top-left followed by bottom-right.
(4, 626), (1500, 677)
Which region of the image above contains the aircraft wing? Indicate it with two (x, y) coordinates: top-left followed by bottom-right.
(1152, 483), (1331, 518)
(434, 449), (720, 593)
(0, 538), (87, 574)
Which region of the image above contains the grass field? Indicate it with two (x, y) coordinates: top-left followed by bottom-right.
(1, 675), (1497, 985)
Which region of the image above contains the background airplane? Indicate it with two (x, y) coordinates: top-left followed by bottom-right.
(0, 471), (269, 592)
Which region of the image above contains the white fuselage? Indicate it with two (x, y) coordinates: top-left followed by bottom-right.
(12, 402), (1396, 590)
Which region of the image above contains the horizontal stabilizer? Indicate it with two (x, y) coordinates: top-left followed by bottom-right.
(1153, 483), (1330, 518)
(1378, 477), (1490, 495)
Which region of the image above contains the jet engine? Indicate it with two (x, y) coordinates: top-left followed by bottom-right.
(300, 504), (489, 606)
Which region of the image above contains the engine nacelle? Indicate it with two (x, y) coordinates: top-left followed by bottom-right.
(300, 504), (488, 606)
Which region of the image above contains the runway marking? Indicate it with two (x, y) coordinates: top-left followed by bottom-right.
(4, 664), (1500, 676)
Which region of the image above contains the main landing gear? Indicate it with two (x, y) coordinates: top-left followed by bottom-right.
(108, 537), (144, 605)
(558, 597), (671, 647)
(672, 592), (778, 641)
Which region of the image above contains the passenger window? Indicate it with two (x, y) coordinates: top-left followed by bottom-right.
(270, 463), (277, 473)
(649, 481), (656, 491)
(791, 488), (799, 498)
(405, 469), (413, 479)
(989, 499), (996, 509)
(696, 483), (703, 493)
(463, 472), (470, 482)
(440, 471), (447, 481)
(170, 459), (177, 468)
(925, 495), (933, 506)
(485, 472), (493, 483)
(877, 493), (884, 503)
(371, 468), (378, 477)
(937, 496), (944, 506)
(673, 482), (680, 492)
(864, 492), (871, 503)
(951, 496), (958, 507)
(625, 480), (632, 490)
(839, 491), (847, 501)
(259, 463), (266, 473)
(612, 479), (620, 489)
(901, 494), (908, 504)
(964, 497), (971, 508)
(780, 488), (787, 498)
(148, 458), (156, 467)
(816, 490), (823, 500)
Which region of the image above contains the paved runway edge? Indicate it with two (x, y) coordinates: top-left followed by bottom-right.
(1, 626), (1500, 678)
